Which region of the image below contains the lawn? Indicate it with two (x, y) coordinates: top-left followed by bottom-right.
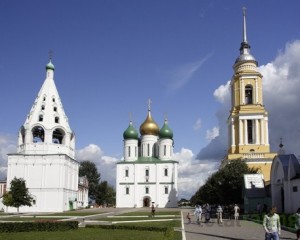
(0, 228), (169, 240)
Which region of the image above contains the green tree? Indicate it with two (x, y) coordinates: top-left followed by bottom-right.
(95, 181), (116, 206)
(3, 177), (33, 212)
(191, 160), (258, 205)
(79, 160), (100, 199)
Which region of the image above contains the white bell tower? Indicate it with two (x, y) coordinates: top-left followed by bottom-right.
(6, 57), (79, 212)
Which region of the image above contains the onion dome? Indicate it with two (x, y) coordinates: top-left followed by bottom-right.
(159, 119), (173, 139)
(123, 121), (139, 140)
(46, 60), (55, 71)
(140, 109), (159, 136)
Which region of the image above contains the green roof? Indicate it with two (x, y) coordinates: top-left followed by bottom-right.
(46, 60), (55, 71)
(123, 121), (139, 140)
(159, 120), (173, 139)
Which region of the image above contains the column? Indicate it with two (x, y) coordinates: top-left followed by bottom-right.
(231, 119), (235, 146)
(241, 78), (244, 104)
(260, 119), (264, 144)
(255, 78), (258, 104)
(265, 118), (269, 145)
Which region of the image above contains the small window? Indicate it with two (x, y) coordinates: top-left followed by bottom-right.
(164, 168), (168, 177)
(164, 187), (168, 194)
(53, 107), (57, 112)
(126, 187), (129, 195)
(293, 186), (298, 192)
(245, 85), (253, 104)
(55, 117), (59, 123)
(125, 169), (129, 177)
(39, 115), (43, 122)
(145, 187), (149, 194)
(164, 145), (166, 156)
(147, 144), (150, 156)
(128, 146), (131, 157)
(43, 97), (46, 101)
(52, 98), (55, 102)
(41, 105), (45, 110)
(145, 169), (149, 177)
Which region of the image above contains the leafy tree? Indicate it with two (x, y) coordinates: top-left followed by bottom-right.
(79, 160), (100, 199)
(191, 160), (258, 206)
(95, 181), (116, 206)
(3, 177), (33, 212)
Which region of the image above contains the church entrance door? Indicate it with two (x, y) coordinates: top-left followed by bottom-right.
(143, 197), (151, 207)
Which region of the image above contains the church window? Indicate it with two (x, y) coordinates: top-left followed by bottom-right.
(52, 97), (55, 102)
(164, 186), (168, 194)
(53, 107), (57, 112)
(32, 126), (45, 143)
(43, 97), (46, 101)
(164, 145), (166, 156)
(128, 146), (131, 157)
(293, 186), (298, 192)
(147, 144), (150, 156)
(52, 128), (65, 144)
(135, 146), (137, 157)
(38, 115), (43, 122)
(245, 85), (253, 104)
(126, 187), (129, 195)
(247, 120), (254, 144)
(164, 168), (168, 176)
(145, 187), (149, 194)
(41, 105), (45, 110)
(125, 169), (129, 177)
(55, 117), (59, 123)
(145, 169), (149, 177)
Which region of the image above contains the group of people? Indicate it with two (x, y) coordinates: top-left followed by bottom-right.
(186, 203), (240, 225)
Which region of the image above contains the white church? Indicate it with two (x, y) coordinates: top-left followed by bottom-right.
(116, 103), (178, 208)
(5, 59), (88, 212)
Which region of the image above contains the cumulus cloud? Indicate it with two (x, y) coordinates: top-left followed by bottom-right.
(76, 144), (118, 186)
(197, 39), (300, 163)
(167, 52), (213, 94)
(0, 134), (17, 179)
(174, 148), (219, 199)
(193, 118), (202, 131)
(206, 127), (219, 142)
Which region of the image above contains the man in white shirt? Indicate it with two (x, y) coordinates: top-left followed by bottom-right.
(263, 206), (281, 240)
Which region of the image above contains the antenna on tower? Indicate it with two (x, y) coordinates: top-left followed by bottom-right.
(49, 50), (53, 61)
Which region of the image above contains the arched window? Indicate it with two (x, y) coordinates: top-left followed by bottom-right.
(32, 126), (45, 143)
(53, 106), (57, 112)
(20, 126), (25, 144)
(52, 128), (65, 144)
(41, 105), (45, 110)
(245, 85), (253, 104)
(39, 115), (43, 122)
(164, 145), (166, 156)
(55, 117), (59, 123)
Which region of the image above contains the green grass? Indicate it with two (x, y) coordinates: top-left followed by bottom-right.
(43, 211), (106, 217)
(118, 211), (180, 216)
(0, 217), (66, 221)
(0, 228), (169, 240)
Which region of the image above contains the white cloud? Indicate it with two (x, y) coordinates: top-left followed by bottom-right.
(193, 118), (202, 131)
(0, 134), (17, 179)
(76, 144), (118, 186)
(173, 148), (219, 199)
(213, 80), (230, 104)
(206, 127), (219, 142)
(167, 52), (213, 94)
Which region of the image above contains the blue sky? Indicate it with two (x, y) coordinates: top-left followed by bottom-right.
(1, 0), (300, 199)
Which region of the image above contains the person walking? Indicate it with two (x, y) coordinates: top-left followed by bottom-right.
(295, 207), (300, 240)
(233, 204), (240, 221)
(216, 205), (223, 224)
(263, 206), (281, 240)
(194, 205), (202, 225)
(204, 203), (211, 223)
(186, 212), (191, 224)
(151, 203), (155, 217)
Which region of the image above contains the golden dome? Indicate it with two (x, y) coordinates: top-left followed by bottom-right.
(140, 110), (159, 136)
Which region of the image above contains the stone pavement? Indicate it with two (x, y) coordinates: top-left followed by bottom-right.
(181, 209), (296, 240)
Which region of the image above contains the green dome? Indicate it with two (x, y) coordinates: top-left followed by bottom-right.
(159, 120), (173, 139)
(123, 121), (139, 140)
(46, 60), (55, 71)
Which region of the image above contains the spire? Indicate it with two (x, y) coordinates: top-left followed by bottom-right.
(234, 7), (257, 66)
(239, 7), (251, 53)
(46, 50), (55, 71)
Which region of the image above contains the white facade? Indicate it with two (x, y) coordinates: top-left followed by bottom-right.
(6, 60), (79, 213)
(116, 107), (178, 208)
(271, 154), (300, 213)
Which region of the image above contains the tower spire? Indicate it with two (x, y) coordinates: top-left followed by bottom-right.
(242, 7), (247, 43)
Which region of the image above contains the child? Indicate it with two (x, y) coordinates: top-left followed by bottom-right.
(186, 212), (191, 224)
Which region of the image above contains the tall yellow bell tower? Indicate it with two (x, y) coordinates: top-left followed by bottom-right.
(221, 8), (276, 182)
